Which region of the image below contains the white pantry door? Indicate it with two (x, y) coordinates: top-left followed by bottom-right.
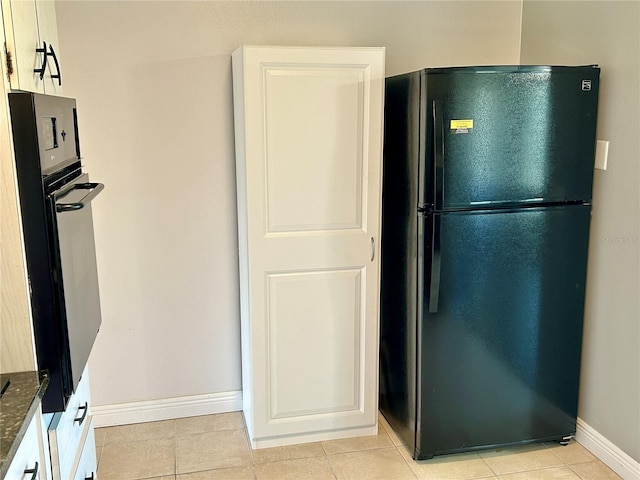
(232, 46), (385, 448)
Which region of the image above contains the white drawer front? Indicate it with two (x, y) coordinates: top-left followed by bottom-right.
(72, 418), (97, 480)
(48, 368), (91, 480)
(5, 414), (43, 480)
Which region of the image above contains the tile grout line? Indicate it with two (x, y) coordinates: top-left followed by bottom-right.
(484, 463), (589, 479)
(95, 428), (105, 473)
(536, 441), (621, 479)
(244, 426), (258, 480)
(394, 444), (420, 480)
(318, 440), (339, 480)
(325, 452), (339, 480)
(377, 415), (419, 479)
(568, 461), (623, 480)
(479, 454), (500, 478)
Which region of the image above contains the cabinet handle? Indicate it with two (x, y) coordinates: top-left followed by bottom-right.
(48, 44), (62, 86)
(34, 42), (48, 80)
(74, 402), (88, 425)
(24, 461), (39, 480)
(370, 237), (375, 261)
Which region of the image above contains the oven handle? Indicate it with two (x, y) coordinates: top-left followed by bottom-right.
(55, 183), (104, 212)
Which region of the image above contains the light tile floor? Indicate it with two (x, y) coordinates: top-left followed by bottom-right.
(94, 412), (622, 480)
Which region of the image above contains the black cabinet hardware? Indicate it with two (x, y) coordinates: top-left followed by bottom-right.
(74, 402), (88, 425)
(34, 42), (47, 79)
(24, 461), (39, 480)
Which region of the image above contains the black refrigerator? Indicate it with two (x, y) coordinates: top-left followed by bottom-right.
(379, 65), (600, 460)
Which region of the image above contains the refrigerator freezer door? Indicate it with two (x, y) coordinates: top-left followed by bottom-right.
(423, 66), (599, 209)
(416, 205), (591, 459)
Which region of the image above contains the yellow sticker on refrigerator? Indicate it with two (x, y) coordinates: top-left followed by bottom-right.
(450, 119), (473, 134)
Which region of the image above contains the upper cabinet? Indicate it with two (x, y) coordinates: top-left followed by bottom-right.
(2, 0), (63, 95)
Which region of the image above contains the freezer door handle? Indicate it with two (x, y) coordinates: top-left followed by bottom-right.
(433, 100), (445, 211)
(428, 214), (441, 313)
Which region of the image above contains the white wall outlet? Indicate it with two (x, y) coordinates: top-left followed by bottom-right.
(595, 140), (609, 170)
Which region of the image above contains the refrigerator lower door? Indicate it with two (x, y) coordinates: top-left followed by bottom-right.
(416, 205), (591, 459)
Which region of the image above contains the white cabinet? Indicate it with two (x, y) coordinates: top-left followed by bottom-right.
(232, 45), (385, 449)
(4, 411), (47, 480)
(47, 367), (97, 480)
(1, 0), (63, 95)
(71, 418), (96, 480)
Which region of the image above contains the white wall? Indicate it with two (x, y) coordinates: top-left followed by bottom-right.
(55, 1), (522, 411)
(521, 0), (640, 464)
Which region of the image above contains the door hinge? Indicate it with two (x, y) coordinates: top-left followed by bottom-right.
(4, 43), (13, 77)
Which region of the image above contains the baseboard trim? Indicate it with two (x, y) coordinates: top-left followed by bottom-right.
(576, 417), (640, 480)
(91, 390), (243, 427)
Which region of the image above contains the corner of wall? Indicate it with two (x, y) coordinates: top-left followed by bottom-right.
(517, 0), (525, 64)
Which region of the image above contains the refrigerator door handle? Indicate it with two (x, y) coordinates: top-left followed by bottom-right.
(428, 214), (441, 313)
(433, 100), (445, 210)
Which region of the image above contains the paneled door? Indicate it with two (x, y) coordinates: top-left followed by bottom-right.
(232, 46), (385, 448)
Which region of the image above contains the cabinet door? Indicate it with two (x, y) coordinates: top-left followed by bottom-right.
(4, 413), (46, 480)
(48, 367), (92, 480)
(72, 418), (97, 480)
(2, 0), (44, 93)
(1, 0), (63, 95)
(233, 46), (385, 448)
(34, 0), (62, 95)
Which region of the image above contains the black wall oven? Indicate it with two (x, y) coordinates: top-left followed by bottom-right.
(9, 93), (104, 413)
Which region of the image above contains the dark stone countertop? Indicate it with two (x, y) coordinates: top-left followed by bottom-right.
(0, 371), (48, 478)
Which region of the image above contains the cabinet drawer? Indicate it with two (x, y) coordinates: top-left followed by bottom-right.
(48, 369), (91, 480)
(4, 414), (43, 480)
(72, 418), (97, 480)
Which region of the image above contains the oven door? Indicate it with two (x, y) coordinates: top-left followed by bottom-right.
(51, 173), (104, 389)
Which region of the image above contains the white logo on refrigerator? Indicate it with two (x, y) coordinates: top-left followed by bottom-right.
(581, 80), (592, 91)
